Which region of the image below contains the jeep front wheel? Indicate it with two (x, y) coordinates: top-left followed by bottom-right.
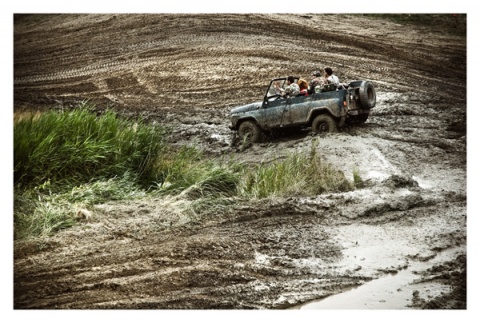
(312, 114), (338, 133)
(238, 120), (261, 143)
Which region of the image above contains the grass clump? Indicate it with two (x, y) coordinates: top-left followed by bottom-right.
(353, 167), (365, 188)
(153, 146), (239, 198)
(14, 192), (76, 240)
(14, 103), (166, 190)
(146, 146), (241, 223)
(14, 174), (146, 240)
(239, 141), (353, 198)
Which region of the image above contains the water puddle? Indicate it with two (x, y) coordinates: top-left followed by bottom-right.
(294, 246), (463, 309)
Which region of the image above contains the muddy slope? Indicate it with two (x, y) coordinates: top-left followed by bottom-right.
(13, 14), (467, 309)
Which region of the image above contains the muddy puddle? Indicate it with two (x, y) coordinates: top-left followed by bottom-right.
(293, 246), (464, 309)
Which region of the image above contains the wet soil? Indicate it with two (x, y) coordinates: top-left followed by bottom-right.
(13, 14), (467, 309)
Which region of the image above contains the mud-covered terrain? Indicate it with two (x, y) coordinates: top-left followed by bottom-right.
(13, 14), (467, 309)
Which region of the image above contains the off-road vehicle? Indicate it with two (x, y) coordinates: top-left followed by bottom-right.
(229, 77), (376, 142)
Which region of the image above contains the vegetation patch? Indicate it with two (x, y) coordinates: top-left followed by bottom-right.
(14, 104), (358, 239)
(14, 174), (146, 240)
(238, 142), (353, 198)
(14, 102), (166, 190)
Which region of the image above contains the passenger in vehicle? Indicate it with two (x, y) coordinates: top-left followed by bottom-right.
(297, 78), (309, 96)
(275, 76), (300, 97)
(308, 70), (325, 94)
(324, 67), (340, 87)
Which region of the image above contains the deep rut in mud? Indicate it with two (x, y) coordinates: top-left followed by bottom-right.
(13, 14), (467, 309)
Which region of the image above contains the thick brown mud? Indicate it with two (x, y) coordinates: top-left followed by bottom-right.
(13, 14), (466, 310)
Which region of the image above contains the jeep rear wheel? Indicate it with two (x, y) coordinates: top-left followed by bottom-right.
(238, 120), (261, 143)
(312, 114), (338, 133)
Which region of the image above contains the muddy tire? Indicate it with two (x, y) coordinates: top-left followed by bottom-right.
(238, 120), (262, 143)
(312, 114), (338, 133)
(358, 81), (376, 109)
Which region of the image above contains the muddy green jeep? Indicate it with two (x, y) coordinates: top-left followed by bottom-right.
(229, 77), (376, 142)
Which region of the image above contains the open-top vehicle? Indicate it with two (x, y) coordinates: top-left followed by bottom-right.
(229, 77), (376, 142)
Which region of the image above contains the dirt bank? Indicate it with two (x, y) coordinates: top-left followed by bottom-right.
(13, 14), (467, 309)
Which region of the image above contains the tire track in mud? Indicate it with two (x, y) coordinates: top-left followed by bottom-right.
(14, 182), (464, 309)
(12, 200), (359, 309)
(14, 57), (162, 84)
(15, 14), (465, 110)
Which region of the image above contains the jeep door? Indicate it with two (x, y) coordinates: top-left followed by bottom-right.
(262, 78), (292, 129)
(262, 98), (288, 128)
(283, 96), (313, 126)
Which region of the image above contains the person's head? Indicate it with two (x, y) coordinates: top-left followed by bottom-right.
(298, 79), (308, 90)
(311, 71), (321, 78)
(287, 76), (295, 84)
(324, 67), (333, 76)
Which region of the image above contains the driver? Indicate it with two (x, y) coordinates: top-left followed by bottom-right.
(268, 81), (282, 96)
(275, 76), (300, 97)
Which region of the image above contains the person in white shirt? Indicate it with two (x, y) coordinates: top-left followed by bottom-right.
(324, 67), (339, 87)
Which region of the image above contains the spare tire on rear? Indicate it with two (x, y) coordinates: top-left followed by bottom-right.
(358, 81), (376, 109)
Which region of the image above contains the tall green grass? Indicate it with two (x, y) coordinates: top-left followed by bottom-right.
(14, 103), (166, 190)
(153, 146), (239, 198)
